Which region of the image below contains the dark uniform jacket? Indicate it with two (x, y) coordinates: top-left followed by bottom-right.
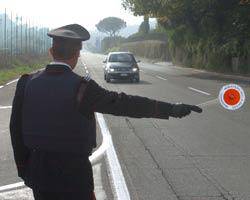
(9, 64), (174, 192)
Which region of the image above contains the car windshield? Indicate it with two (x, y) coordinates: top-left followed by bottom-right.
(108, 54), (135, 63)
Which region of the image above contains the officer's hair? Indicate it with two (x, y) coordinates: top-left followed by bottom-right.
(52, 38), (82, 60)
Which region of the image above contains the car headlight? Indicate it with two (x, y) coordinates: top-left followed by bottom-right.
(132, 68), (138, 72)
(109, 68), (115, 72)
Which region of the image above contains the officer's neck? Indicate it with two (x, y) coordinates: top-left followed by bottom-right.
(53, 59), (76, 70)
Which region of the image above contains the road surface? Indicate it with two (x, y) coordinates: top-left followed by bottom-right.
(0, 52), (249, 200)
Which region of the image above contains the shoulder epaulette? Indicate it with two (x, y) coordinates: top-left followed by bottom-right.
(83, 74), (91, 82)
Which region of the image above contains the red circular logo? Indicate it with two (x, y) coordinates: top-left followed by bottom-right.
(219, 84), (245, 110)
(223, 89), (241, 106)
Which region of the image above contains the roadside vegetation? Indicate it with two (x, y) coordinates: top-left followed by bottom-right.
(0, 10), (51, 84)
(122, 0), (250, 74)
(92, 1), (250, 75)
(0, 55), (49, 85)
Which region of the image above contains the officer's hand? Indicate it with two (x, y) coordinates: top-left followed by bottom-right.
(170, 103), (202, 118)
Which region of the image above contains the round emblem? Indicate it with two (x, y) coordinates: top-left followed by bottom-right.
(219, 84), (245, 110)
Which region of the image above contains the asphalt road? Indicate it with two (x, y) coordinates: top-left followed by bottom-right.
(81, 52), (249, 200)
(0, 52), (249, 200)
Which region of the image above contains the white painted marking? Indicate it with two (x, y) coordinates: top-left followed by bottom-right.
(93, 163), (107, 200)
(188, 87), (211, 96)
(0, 182), (25, 192)
(0, 106), (12, 109)
(96, 113), (131, 200)
(6, 79), (19, 85)
(89, 114), (111, 164)
(156, 75), (167, 81)
(0, 85), (3, 89)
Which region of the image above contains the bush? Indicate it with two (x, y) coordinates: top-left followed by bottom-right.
(101, 36), (126, 53)
(120, 40), (171, 61)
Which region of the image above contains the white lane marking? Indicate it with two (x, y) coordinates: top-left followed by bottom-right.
(156, 75), (167, 81)
(93, 163), (107, 200)
(96, 113), (131, 200)
(6, 79), (19, 85)
(0, 106), (12, 109)
(188, 87), (211, 96)
(0, 182), (25, 192)
(0, 86), (3, 89)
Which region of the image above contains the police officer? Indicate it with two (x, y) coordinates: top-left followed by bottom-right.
(9, 24), (202, 200)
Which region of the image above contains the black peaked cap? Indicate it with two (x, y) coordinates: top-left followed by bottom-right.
(47, 24), (90, 41)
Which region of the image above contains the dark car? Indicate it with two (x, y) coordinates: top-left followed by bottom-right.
(103, 52), (140, 83)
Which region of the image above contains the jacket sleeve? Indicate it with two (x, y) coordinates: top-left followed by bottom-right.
(9, 74), (30, 180)
(78, 79), (174, 119)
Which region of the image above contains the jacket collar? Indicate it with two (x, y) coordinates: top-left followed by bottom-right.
(46, 62), (72, 72)
(49, 61), (72, 70)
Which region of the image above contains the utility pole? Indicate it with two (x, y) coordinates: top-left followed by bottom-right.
(4, 8), (7, 63)
(16, 15), (18, 56)
(28, 20), (31, 54)
(25, 19), (28, 54)
(10, 12), (13, 60)
(20, 16), (22, 55)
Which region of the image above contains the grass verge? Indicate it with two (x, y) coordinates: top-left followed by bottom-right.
(0, 56), (49, 85)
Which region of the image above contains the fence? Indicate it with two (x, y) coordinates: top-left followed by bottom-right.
(0, 8), (51, 68)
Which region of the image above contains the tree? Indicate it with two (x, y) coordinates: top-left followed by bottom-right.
(138, 16), (150, 34)
(122, 0), (250, 67)
(96, 17), (126, 38)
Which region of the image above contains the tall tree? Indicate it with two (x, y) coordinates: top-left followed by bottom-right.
(96, 17), (126, 38)
(138, 16), (150, 34)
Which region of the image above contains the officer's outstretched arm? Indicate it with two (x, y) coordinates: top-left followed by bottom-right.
(78, 80), (202, 119)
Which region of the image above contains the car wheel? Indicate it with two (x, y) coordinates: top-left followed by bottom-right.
(106, 75), (111, 83)
(134, 76), (140, 83)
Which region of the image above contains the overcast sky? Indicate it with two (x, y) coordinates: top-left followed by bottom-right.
(1, 0), (143, 30)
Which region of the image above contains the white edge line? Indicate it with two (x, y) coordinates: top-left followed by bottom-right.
(188, 87), (211, 96)
(6, 79), (19, 85)
(96, 113), (131, 200)
(0, 182), (25, 192)
(0, 106), (12, 109)
(156, 75), (167, 81)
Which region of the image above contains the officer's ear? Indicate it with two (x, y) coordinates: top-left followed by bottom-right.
(75, 50), (80, 58)
(49, 48), (54, 58)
